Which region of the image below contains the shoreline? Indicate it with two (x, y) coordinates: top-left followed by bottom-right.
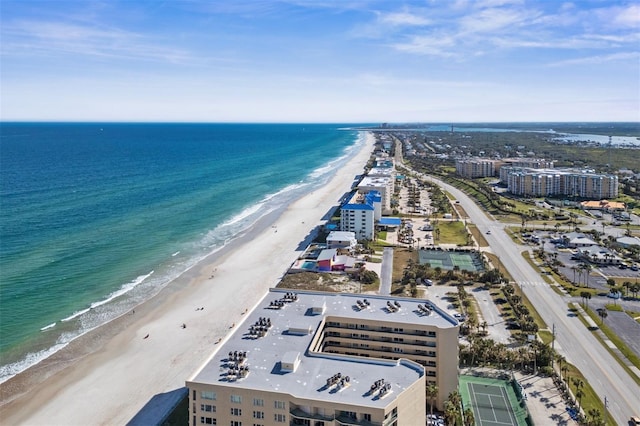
(0, 132), (375, 425)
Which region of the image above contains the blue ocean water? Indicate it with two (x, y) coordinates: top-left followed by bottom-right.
(0, 122), (365, 382)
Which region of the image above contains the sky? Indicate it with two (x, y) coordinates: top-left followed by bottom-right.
(1, 0), (639, 123)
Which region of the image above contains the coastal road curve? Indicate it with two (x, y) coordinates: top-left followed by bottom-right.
(420, 173), (640, 425)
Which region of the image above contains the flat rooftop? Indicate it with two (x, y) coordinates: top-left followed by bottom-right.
(189, 290), (458, 408)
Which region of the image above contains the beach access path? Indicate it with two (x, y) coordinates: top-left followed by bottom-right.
(0, 133), (375, 425)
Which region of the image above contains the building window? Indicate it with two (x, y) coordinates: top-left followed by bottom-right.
(252, 411), (264, 419)
(274, 401), (286, 410)
(230, 422), (242, 426)
(200, 417), (216, 425)
(201, 391), (217, 400)
(274, 414), (286, 422)
(231, 408), (242, 416)
(364, 414), (372, 422)
(230, 395), (242, 404)
(201, 404), (216, 412)
(252, 398), (264, 407)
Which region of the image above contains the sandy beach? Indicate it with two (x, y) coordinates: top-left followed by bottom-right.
(0, 132), (375, 425)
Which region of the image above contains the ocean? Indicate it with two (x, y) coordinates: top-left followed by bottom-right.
(0, 122), (365, 382)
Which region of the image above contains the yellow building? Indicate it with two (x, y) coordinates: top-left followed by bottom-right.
(187, 290), (460, 426)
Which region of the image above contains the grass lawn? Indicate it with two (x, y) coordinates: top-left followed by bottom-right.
(563, 363), (616, 425)
(484, 252), (513, 282)
(392, 247), (415, 284)
(467, 224), (489, 247)
(435, 220), (468, 245)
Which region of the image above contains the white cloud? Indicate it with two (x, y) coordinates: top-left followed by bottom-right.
(379, 11), (431, 27)
(548, 51), (640, 67)
(1, 19), (194, 64)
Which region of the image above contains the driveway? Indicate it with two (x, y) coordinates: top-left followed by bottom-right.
(471, 287), (512, 344)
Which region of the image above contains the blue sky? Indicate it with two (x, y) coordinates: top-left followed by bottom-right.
(1, 0), (639, 122)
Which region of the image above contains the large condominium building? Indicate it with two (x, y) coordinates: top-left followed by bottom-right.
(499, 158), (554, 170)
(187, 290), (460, 426)
(500, 167), (618, 199)
(455, 158), (496, 178)
(340, 191), (381, 240)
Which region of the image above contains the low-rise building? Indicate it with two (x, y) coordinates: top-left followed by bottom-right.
(326, 231), (358, 250)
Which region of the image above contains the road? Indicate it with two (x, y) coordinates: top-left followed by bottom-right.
(419, 173), (640, 424)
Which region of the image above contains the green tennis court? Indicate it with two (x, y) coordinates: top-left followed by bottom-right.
(418, 249), (484, 272)
(459, 375), (528, 426)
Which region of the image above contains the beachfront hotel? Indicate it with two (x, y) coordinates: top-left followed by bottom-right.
(187, 290), (460, 426)
(340, 191), (381, 240)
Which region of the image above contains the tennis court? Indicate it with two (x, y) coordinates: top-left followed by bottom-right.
(418, 249), (484, 272)
(460, 375), (528, 426)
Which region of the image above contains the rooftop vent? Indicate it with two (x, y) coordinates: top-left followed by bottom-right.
(311, 299), (326, 315)
(325, 373), (350, 390)
(368, 379), (391, 397)
(223, 350), (249, 381)
(355, 299), (370, 311)
(287, 325), (312, 335)
(247, 317), (271, 338)
(417, 304), (432, 316)
(280, 351), (301, 373)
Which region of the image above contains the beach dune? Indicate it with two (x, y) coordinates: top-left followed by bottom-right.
(0, 132), (375, 425)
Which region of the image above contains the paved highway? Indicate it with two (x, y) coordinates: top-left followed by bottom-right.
(419, 173), (640, 425)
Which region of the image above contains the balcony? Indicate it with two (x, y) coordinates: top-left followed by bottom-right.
(290, 408), (334, 423)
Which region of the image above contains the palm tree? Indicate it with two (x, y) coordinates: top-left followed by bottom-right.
(444, 401), (457, 426)
(572, 378), (585, 410)
(580, 291), (591, 309)
(598, 308), (608, 324)
(575, 388), (585, 411)
(580, 263), (592, 287)
(555, 353), (565, 375)
(571, 266), (579, 285)
(426, 383), (438, 417)
(561, 364), (569, 384)
(463, 407), (475, 426)
(631, 282), (640, 299)
(447, 390), (462, 423)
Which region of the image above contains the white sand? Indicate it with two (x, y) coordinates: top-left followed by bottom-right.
(0, 132), (375, 425)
